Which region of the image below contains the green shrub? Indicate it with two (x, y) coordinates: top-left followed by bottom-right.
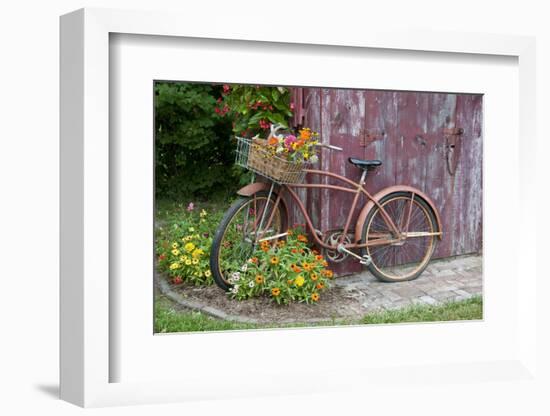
(217, 84), (294, 137)
(155, 82), (237, 198)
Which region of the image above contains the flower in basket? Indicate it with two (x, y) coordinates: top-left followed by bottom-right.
(267, 127), (320, 163)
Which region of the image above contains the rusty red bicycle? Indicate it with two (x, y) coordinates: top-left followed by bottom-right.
(210, 124), (443, 291)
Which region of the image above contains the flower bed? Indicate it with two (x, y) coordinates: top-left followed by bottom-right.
(227, 228), (334, 305)
(156, 202), (222, 285)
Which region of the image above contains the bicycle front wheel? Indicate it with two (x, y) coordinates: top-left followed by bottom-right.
(361, 192), (438, 282)
(210, 191), (287, 291)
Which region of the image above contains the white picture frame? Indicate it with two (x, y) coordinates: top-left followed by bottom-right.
(60, 7), (539, 408)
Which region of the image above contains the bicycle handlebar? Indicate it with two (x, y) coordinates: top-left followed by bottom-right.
(316, 143), (343, 152)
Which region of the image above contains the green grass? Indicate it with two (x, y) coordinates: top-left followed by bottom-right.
(154, 295), (482, 334)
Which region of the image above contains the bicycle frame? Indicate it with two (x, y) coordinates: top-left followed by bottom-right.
(248, 167), (441, 252)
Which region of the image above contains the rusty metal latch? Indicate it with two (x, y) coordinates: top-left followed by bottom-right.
(444, 127), (464, 175)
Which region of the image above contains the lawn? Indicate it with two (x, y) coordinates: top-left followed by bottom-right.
(154, 295), (482, 333)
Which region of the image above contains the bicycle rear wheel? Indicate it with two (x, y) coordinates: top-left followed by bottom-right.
(361, 192), (437, 282)
(210, 191), (287, 291)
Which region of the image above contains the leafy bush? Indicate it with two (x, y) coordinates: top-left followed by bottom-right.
(228, 228), (334, 304)
(155, 82), (237, 198)
(217, 84), (294, 137)
(156, 203), (223, 285)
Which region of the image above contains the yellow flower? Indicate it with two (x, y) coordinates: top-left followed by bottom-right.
(271, 287), (281, 296)
(200, 209), (207, 218)
(171, 249), (180, 256)
(270, 256), (279, 265)
(184, 242), (195, 253)
(189, 227), (195, 232)
(185, 259), (192, 266)
(311, 293), (320, 302)
(192, 258), (199, 265)
(295, 275), (305, 287)
(255, 275), (264, 284)
(204, 270), (212, 278)
(172, 242), (179, 249)
(192, 248), (204, 258)
(169, 262), (180, 270)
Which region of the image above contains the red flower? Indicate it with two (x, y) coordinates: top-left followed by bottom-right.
(223, 84), (231, 94)
(172, 276), (183, 285)
(159, 254), (166, 261)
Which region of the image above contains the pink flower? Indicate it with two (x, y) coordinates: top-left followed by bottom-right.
(259, 119), (270, 130)
(223, 84), (231, 94)
(290, 102), (295, 111)
(284, 135), (297, 149)
(187, 202), (194, 212)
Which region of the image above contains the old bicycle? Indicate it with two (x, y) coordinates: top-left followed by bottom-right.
(210, 124), (443, 291)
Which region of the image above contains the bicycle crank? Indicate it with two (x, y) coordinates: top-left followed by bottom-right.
(337, 244), (372, 265)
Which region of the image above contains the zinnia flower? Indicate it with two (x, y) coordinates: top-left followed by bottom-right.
(270, 256), (279, 265)
(297, 234), (308, 243)
(172, 242), (179, 249)
(299, 128), (312, 140)
(295, 275), (305, 287)
(316, 282), (324, 290)
(184, 242), (195, 252)
(271, 287), (281, 296)
(311, 293), (320, 302)
(310, 273), (318, 281)
(169, 262), (180, 270)
(171, 249), (180, 256)
(204, 270), (212, 278)
(255, 275), (264, 284)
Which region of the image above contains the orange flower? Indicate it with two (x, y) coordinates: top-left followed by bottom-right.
(268, 136), (278, 146)
(302, 262), (312, 271)
(322, 260), (328, 267)
(291, 248), (298, 254)
(315, 255), (324, 261)
(249, 257), (258, 264)
(311, 292), (320, 302)
(287, 229), (293, 236)
(290, 264), (302, 273)
(310, 273), (318, 281)
(270, 256), (279, 265)
(312, 249), (319, 255)
(316, 282), (324, 290)
(287, 279), (293, 285)
(276, 240), (286, 248)
(255, 275), (264, 284)
(299, 128), (312, 140)
(322, 270), (334, 279)
(271, 287), (281, 296)
(297, 234), (308, 243)
(261, 246), (269, 252)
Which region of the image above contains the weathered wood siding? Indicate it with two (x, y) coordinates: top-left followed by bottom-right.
(290, 88), (483, 275)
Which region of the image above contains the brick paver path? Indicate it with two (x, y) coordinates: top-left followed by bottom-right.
(334, 254), (482, 312)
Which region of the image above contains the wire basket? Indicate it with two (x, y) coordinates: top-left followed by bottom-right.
(235, 136), (308, 184)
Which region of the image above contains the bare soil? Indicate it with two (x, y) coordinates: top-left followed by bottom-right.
(157, 275), (365, 324)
